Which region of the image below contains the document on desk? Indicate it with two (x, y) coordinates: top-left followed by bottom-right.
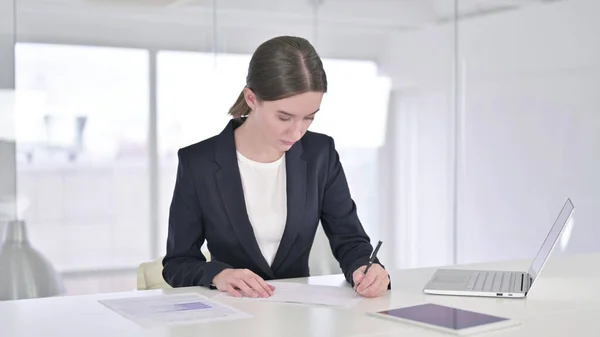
(99, 292), (251, 328)
(215, 281), (362, 308)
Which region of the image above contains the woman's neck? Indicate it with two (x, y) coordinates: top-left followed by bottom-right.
(234, 120), (284, 163)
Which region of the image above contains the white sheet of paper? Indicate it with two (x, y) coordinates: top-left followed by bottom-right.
(215, 281), (363, 307)
(99, 292), (251, 328)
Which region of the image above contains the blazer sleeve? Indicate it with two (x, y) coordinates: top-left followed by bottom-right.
(319, 137), (388, 286)
(162, 149), (232, 287)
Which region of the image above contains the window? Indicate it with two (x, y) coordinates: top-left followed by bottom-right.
(15, 43), (150, 271)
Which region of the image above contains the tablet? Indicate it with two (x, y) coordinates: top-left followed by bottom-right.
(368, 303), (520, 335)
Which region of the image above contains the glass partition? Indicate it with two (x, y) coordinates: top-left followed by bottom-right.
(10, 0), (596, 297)
(1, 0), (67, 301)
(10, 0), (459, 293)
(14, 43), (150, 271)
(0, 0), (16, 225)
(456, 0), (600, 264)
(0, 90), (16, 224)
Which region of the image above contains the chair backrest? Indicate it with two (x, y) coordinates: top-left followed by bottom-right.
(137, 258), (171, 290)
(137, 251), (211, 290)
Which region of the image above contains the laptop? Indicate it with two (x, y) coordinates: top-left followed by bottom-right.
(423, 198), (575, 298)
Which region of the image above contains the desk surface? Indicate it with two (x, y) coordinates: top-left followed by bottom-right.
(2, 252), (599, 337)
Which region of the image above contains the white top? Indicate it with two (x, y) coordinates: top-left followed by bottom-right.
(236, 151), (287, 266)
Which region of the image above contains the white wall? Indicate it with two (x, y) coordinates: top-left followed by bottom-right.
(382, 0), (600, 267)
(379, 23), (457, 270)
(0, 0), (17, 225)
(0, 0), (14, 90)
(391, 88), (456, 269)
(457, 0), (600, 263)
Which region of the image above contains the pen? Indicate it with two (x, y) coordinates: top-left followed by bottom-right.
(354, 240), (383, 296)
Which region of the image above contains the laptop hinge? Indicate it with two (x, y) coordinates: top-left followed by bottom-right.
(524, 273), (533, 294)
(520, 274), (524, 291)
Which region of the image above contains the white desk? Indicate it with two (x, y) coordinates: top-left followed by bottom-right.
(2, 252), (599, 337)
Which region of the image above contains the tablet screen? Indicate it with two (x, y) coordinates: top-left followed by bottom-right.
(376, 303), (509, 330)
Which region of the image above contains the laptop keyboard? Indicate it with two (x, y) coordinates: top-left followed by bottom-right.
(466, 271), (518, 292)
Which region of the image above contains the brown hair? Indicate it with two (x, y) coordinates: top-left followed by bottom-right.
(228, 36), (328, 119)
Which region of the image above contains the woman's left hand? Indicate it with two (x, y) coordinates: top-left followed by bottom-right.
(352, 264), (390, 298)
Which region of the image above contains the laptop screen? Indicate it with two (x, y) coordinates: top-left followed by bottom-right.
(527, 198), (575, 281)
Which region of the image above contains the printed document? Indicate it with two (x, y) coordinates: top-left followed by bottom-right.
(215, 281), (362, 307)
(99, 292), (251, 328)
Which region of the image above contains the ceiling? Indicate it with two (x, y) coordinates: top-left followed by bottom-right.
(14, 0), (563, 59)
(18, 0), (556, 29)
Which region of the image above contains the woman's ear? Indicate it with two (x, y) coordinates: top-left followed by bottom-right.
(243, 87), (257, 110)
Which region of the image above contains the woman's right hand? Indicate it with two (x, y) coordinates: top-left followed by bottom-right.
(212, 268), (275, 298)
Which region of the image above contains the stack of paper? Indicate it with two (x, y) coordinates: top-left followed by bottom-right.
(99, 292), (251, 328)
(215, 281), (363, 308)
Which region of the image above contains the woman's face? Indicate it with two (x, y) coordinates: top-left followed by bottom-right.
(244, 88), (323, 152)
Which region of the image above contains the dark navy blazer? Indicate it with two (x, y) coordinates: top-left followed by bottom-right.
(162, 118), (384, 288)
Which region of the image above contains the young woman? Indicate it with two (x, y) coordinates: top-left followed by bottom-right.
(162, 35), (390, 299)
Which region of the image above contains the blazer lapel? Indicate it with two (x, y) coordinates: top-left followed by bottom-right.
(214, 120), (275, 279)
(271, 140), (307, 272)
